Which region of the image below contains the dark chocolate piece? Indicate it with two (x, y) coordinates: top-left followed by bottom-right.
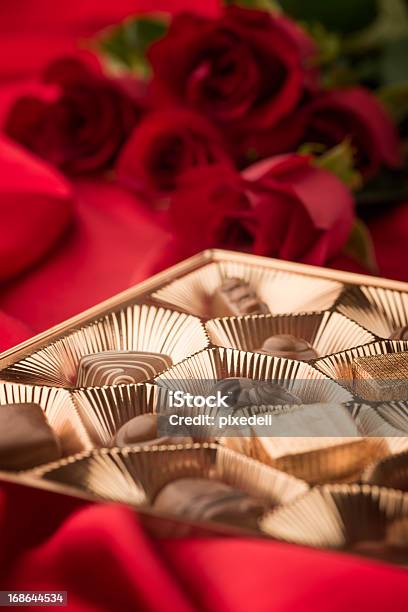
(112, 413), (192, 447)
(349, 517), (408, 563)
(153, 478), (268, 529)
(390, 325), (408, 340)
(255, 334), (318, 361)
(210, 377), (301, 408)
(0, 403), (61, 470)
(77, 351), (173, 387)
(211, 278), (269, 317)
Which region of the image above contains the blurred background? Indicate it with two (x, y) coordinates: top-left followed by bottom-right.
(0, 0), (407, 346)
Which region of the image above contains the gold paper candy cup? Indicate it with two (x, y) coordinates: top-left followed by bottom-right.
(364, 451), (408, 491)
(71, 383), (217, 447)
(260, 484), (408, 559)
(0, 382), (92, 457)
(373, 400), (408, 431)
(337, 285), (408, 339)
(351, 402), (408, 437)
(206, 312), (374, 358)
(71, 383), (161, 447)
(0, 304), (209, 389)
(32, 444), (309, 524)
(152, 261), (343, 319)
(155, 347), (352, 405)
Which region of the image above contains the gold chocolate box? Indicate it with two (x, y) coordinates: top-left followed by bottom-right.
(1, 249), (408, 563)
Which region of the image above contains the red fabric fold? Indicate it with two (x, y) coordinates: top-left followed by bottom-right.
(1, 480), (407, 612)
(0, 136), (73, 282)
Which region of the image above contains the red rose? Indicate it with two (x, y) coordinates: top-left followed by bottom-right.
(170, 154), (354, 265)
(116, 108), (232, 203)
(302, 88), (402, 179)
(0, 136), (73, 281)
(235, 87), (402, 175)
(148, 7), (317, 133)
(234, 110), (308, 167)
(5, 57), (141, 174)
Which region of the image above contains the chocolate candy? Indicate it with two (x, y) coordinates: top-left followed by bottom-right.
(390, 325), (408, 340)
(210, 377), (301, 408)
(252, 403), (385, 483)
(0, 403), (61, 470)
(77, 351), (173, 387)
(112, 413), (192, 447)
(153, 478), (268, 529)
(353, 352), (408, 401)
(255, 334), (318, 361)
(351, 519), (408, 562)
(211, 278), (269, 317)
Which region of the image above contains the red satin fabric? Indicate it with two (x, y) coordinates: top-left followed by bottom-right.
(0, 2), (408, 611)
(1, 480), (408, 612)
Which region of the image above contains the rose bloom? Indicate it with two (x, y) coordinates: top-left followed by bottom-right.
(237, 88), (401, 177)
(302, 88), (402, 178)
(116, 108), (232, 202)
(170, 154), (354, 265)
(148, 6), (317, 134)
(5, 57), (141, 174)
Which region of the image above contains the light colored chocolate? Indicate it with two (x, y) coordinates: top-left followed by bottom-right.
(353, 352), (408, 401)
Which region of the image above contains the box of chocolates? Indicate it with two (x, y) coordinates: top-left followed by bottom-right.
(1, 249), (408, 564)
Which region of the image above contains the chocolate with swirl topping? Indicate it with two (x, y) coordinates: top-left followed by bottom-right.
(211, 278), (269, 317)
(77, 350), (173, 387)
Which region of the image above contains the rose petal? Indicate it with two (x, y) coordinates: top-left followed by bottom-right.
(0, 136), (73, 281)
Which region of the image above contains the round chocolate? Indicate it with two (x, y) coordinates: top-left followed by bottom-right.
(389, 325), (408, 340)
(112, 413), (192, 447)
(256, 334), (318, 361)
(153, 478), (267, 529)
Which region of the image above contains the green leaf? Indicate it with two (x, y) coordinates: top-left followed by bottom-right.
(279, 0), (378, 34)
(224, 0), (281, 10)
(378, 81), (408, 124)
(343, 0), (408, 56)
(344, 219), (378, 272)
(98, 16), (168, 77)
(310, 140), (363, 190)
(303, 22), (341, 66)
(380, 36), (408, 84)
